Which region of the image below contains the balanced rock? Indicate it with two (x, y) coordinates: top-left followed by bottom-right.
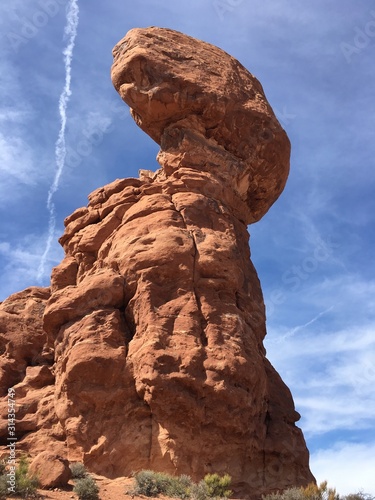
(0, 27), (314, 498)
(111, 27), (290, 224)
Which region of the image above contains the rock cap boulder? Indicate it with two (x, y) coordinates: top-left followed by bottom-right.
(112, 26), (290, 223)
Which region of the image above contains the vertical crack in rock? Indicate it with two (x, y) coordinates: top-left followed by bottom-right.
(0, 27), (315, 498)
(190, 231), (209, 348)
(170, 193), (208, 347)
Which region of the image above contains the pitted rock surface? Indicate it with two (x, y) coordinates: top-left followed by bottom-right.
(0, 27), (314, 498)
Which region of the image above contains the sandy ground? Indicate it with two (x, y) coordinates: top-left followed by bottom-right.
(8, 474), (174, 499)
(7, 474), (243, 499)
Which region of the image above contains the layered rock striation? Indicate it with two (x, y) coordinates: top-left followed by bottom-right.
(0, 27), (314, 497)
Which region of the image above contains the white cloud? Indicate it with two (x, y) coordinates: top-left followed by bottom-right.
(85, 111), (113, 134)
(266, 317), (375, 437)
(0, 108), (32, 123)
(0, 234), (63, 300)
(0, 133), (37, 185)
(302, 276), (375, 317)
(265, 272), (375, 439)
(311, 441), (375, 495)
(0, 58), (47, 204)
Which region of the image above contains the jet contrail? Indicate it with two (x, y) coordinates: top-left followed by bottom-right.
(281, 306), (334, 342)
(37, 0), (79, 281)
(270, 306), (334, 344)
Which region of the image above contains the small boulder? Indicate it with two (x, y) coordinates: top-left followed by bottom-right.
(29, 452), (71, 488)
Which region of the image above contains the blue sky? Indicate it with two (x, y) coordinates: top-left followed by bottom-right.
(1, 0), (374, 494)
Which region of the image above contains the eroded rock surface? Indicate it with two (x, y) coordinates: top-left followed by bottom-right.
(0, 27), (314, 498)
(29, 452), (71, 488)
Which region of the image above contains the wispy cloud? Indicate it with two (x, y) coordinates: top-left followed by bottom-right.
(266, 314), (375, 437)
(0, 134), (36, 186)
(0, 235), (64, 300)
(263, 264), (375, 454)
(311, 441), (375, 495)
(0, 57), (40, 203)
(298, 276), (375, 318)
(37, 0), (79, 281)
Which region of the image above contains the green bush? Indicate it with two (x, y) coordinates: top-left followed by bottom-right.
(129, 472), (375, 500)
(70, 462), (88, 479)
(301, 481), (339, 500)
(130, 470), (233, 499)
(131, 470), (193, 498)
(132, 470), (166, 496)
(0, 475), (8, 500)
(203, 473), (232, 499)
(165, 474), (192, 499)
(0, 462), (7, 500)
(73, 475), (99, 500)
(263, 487), (307, 500)
(344, 495), (375, 500)
(0, 456), (39, 498)
(262, 483), (375, 500)
(164, 475), (193, 499)
(190, 480), (210, 500)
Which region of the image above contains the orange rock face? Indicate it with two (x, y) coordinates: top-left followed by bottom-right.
(0, 27), (314, 498)
(29, 452), (71, 488)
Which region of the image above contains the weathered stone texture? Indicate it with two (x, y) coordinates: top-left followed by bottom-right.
(0, 27), (314, 498)
(29, 452), (71, 488)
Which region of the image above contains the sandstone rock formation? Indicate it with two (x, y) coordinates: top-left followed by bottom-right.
(29, 452), (71, 488)
(0, 27), (314, 498)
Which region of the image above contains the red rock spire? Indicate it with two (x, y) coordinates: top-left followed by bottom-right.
(0, 27), (314, 498)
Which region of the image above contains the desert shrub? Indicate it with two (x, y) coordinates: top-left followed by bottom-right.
(0, 475), (8, 500)
(73, 475), (99, 500)
(263, 482), (341, 500)
(0, 455), (40, 498)
(190, 479), (210, 500)
(131, 470), (172, 497)
(0, 462), (7, 500)
(70, 462), (88, 479)
(131, 470), (233, 499)
(302, 481), (339, 500)
(131, 470), (192, 497)
(344, 494), (375, 500)
(130, 470), (193, 499)
(165, 474), (192, 499)
(262, 487), (306, 500)
(203, 473), (232, 499)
